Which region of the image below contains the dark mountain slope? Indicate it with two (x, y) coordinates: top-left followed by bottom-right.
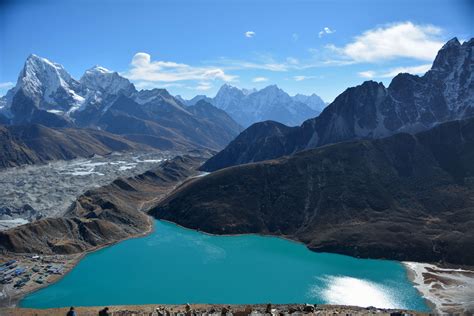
(97, 94), (241, 151)
(0, 124), (149, 169)
(201, 38), (473, 172)
(151, 117), (474, 265)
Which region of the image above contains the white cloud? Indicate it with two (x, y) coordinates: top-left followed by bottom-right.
(252, 77), (268, 83)
(380, 64), (432, 77)
(134, 81), (184, 90)
(193, 82), (213, 91)
(215, 58), (290, 72)
(358, 71), (376, 79)
(358, 63), (432, 79)
(328, 22), (444, 63)
(245, 31), (255, 38)
(286, 57), (299, 65)
(0, 82), (14, 89)
(319, 26), (335, 38)
(293, 75), (318, 81)
(124, 52), (237, 84)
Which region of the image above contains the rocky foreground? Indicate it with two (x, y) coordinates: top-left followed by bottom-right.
(0, 303), (427, 316)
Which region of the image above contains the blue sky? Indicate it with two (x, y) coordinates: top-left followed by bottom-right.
(0, 0), (472, 102)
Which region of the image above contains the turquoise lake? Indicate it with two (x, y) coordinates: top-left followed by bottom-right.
(21, 220), (429, 310)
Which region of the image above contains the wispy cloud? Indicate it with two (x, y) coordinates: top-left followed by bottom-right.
(252, 77), (268, 83)
(358, 63), (432, 79)
(292, 33), (299, 41)
(0, 82), (14, 89)
(293, 75), (319, 81)
(193, 82), (213, 91)
(286, 57), (299, 65)
(358, 71), (376, 79)
(124, 52), (237, 86)
(327, 22), (444, 63)
(245, 31), (255, 38)
(134, 81), (184, 90)
(214, 57), (290, 72)
(318, 27), (335, 38)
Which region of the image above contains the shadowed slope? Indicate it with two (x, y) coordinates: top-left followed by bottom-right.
(152, 118), (474, 265)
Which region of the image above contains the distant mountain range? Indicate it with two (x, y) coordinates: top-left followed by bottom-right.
(0, 55), (242, 152)
(202, 38), (474, 171)
(176, 84), (327, 127)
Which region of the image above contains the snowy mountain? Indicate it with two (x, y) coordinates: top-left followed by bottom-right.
(179, 84), (326, 127)
(80, 66), (134, 96)
(201, 37), (474, 171)
(293, 93), (326, 112)
(15, 54), (83, 111)
(175, 94), (213, 107)
(0, 55), (242, 150)
(0, 55), (84, 125)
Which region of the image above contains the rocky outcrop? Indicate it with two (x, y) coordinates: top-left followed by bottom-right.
(0, 155), (203, 254)
(0, 123), (149, 169)
(0, 303), (425, 316)
(201, 38), (474, 172)
(152, 118), (474, 265)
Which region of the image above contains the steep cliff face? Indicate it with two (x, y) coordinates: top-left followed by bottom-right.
(152, 118), (474, 265)
(0, 156), (203, 254)
(201, 38), (474, 172)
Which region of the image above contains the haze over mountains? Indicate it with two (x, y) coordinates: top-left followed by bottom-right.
(177, 84), (326, 127)
(202, 38), (474, 171)
(0, 55), (242, 153)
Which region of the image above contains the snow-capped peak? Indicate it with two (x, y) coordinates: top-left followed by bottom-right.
(20, 54), (76, 93)
(293, 93), (326, 112)
(15, 54), (82, 111)
(86, 65), (112, 74)
(80, 66), (135, 96)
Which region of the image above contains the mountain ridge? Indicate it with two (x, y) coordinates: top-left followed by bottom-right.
(178, 83), (326, 127)
(0, 56), (242, 153)
(201, 37), (474, 172)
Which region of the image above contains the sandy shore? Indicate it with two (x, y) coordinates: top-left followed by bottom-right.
(0, 303), (428, 316)
(403, 262), (474, 314)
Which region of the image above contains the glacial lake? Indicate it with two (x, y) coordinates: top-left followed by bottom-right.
(21, 220), (429, 311)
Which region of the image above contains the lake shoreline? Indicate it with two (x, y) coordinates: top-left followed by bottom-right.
(4, 218), (472, 314)
(403, 261), (474, 314)
(1, 215), (155, 308)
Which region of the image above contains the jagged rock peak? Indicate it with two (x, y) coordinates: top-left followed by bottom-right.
(19, 54), (78, 96)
